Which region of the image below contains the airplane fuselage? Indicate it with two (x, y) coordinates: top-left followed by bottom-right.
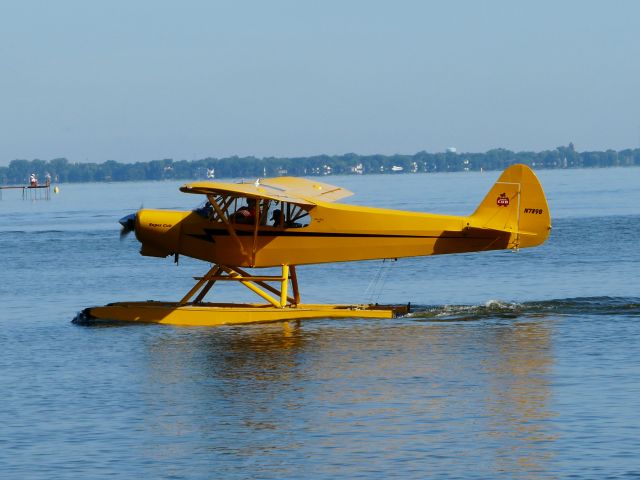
(135, 202), (519, 268)
(133, 164), (551, 268)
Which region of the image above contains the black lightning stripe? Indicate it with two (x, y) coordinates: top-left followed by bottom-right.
(185, 228), (486, 243)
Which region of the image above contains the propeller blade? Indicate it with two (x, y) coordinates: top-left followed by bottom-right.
(120, 227), (132, 240)
(119, 213), (136, 240)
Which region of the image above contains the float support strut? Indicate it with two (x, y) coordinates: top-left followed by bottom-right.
(182, 264), (298, 308)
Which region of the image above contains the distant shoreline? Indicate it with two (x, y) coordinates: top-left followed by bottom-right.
(2, 144), (638, 185)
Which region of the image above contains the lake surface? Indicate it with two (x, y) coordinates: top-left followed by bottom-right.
(1, 167), (639, 479)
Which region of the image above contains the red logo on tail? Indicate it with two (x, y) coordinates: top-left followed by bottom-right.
(497, 193), (509, 207)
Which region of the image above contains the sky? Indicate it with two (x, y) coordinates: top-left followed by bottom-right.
(1, 0), (639, 165)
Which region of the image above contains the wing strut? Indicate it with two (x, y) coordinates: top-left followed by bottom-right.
(207, 194), (247, 257)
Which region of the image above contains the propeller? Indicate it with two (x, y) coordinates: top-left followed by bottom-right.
(119, 213), (137, 240)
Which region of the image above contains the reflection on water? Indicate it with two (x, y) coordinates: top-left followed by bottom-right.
(141, 318), (556, 478)
(482, 321), (556, 478)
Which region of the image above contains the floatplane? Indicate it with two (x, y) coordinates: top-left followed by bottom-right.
(83, 164), (551, 326)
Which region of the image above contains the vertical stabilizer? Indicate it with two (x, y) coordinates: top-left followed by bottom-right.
(469, 164), (551, 249)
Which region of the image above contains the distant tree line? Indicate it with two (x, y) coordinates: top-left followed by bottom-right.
(1, 143), (639, 185)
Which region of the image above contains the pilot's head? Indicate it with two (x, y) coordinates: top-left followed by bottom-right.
(271, 209), (282, 224)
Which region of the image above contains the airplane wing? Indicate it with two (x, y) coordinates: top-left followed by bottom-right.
(180, 177), (353, 205)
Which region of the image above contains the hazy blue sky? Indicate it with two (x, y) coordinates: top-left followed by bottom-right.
(1, 0), (639, 164)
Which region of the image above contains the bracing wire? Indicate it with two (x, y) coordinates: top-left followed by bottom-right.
(364, 258), (397, 304)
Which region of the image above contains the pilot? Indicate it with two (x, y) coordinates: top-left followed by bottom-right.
(197, 201), (214, 218)
(270, 209), (283, 227)
(235, 198), (257, 224)
(270, 208), (303, 228)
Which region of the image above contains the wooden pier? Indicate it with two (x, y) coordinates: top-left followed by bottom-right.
(0, 184), (52, 200)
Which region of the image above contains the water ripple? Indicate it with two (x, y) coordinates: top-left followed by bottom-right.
(407, 296), (640, 321)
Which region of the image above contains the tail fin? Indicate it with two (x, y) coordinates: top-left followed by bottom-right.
(468, 164), (551, 249)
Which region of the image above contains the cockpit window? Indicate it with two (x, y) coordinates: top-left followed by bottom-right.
(194, 196), (311, 228)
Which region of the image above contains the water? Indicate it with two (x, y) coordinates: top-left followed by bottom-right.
(1, 167), (639, 479)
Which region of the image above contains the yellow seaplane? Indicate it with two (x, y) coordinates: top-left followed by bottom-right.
(84, 164), (551, 326)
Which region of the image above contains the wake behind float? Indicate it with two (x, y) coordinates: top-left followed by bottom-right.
(83, 164), (551, 326)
